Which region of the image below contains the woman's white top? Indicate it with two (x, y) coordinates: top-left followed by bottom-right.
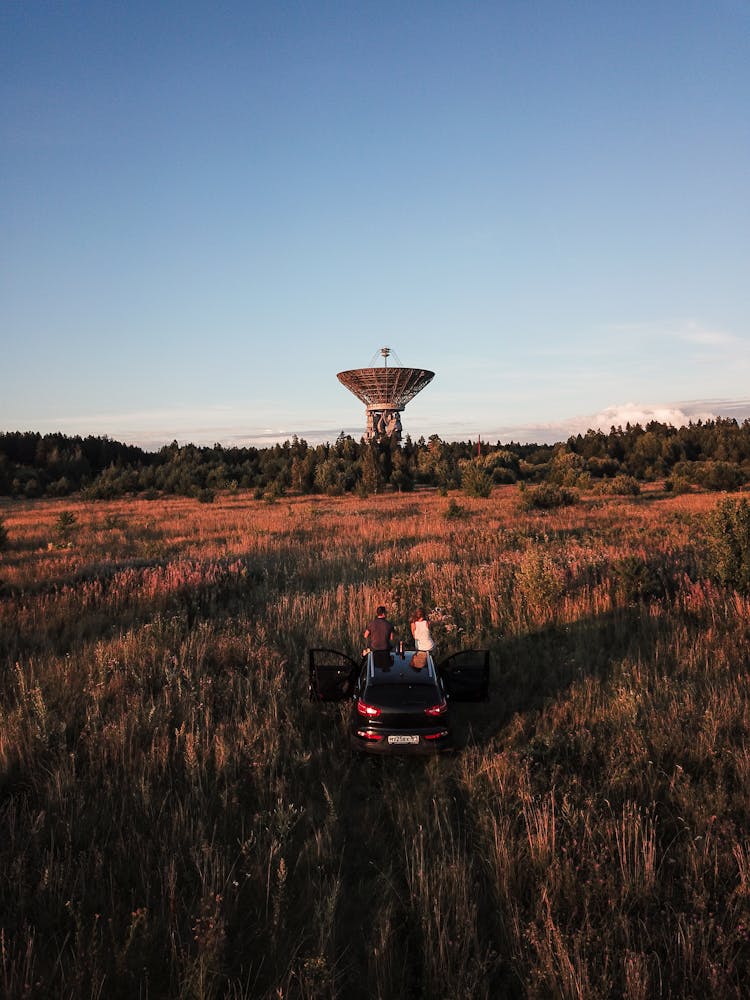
(413, 619), (434, 651)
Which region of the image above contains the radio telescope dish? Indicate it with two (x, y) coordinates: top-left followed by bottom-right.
(337, 347), (434, 442)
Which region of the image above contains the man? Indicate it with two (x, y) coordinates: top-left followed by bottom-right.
(364, 605), (395, 652)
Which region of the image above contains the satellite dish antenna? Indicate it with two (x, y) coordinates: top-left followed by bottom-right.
(337, 347), (434, 442)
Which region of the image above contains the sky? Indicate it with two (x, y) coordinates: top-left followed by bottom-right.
(2, 1), (749, 448)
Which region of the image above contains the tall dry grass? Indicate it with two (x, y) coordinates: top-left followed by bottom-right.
(0, 486), (748, 997)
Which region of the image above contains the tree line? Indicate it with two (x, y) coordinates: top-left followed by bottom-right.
(1, 418), (749, 500)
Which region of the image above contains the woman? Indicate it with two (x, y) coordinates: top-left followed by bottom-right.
(410, 607), (434, 652)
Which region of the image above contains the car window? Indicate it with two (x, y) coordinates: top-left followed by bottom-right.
(365, 683), (439, 707)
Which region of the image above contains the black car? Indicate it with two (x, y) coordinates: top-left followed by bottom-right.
(308, 646), (489, 754)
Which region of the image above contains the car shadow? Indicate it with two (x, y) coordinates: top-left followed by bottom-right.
(449, 605), (659, 750)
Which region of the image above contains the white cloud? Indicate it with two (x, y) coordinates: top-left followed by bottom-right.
(586, 402), (717, 430)
(470, 398), (750, 446)
(673, 321), (741, 348)
(604, 318), (744, 349)
(9, 397), (750, 452)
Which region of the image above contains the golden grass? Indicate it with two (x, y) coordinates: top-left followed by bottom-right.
(1, 486), (749, 997)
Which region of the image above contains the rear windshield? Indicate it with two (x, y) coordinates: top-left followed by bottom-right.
(365, 683), (439, 708)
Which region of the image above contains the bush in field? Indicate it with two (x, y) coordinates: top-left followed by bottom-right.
(699, 460), (745, 491)
(548, 448), (586, 486)
(670, 459), (745, 493)
(482, 449), (518, 483)
(48, 476), (72, 497)
(707, 497), (750, 593)
(612, 555), (672, 602)
(102, 513), (127, 530)
(518, 482), (577, 511)
(443, 498), (468, 520)
(0, 517), (7, 550)
(55, 510), (77, 543)
(594, 474), (641, 496)
(461, 462), (493, 498)
(664, 476), (692, 495)
(515, 547), (565, 619)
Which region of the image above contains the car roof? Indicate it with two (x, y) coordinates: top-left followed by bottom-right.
(366, 649), (437, 686)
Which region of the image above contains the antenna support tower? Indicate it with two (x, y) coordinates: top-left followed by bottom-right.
(337, 347), (434, 443)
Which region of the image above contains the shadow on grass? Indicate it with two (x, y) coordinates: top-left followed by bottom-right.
(450, 605), (656, 750)
(306, 606), (658, 758)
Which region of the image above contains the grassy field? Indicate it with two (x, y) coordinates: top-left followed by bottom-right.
(1, 486), (749, 998)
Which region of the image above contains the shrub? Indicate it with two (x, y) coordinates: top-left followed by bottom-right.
(103, 513), (127, 530)
(707, 497), (750, 593)
(263, 480), (287, 501)
(197, 488), (216, 504)
(516, 547), (565, 619)
(48, 476), (72, 497)
(699, 461), (745, 492)
(0, 517), (7, 550)
(443, 498), (468, 520)
(549, 450), (585, 486)
(664, 476), (692, 495)
(595, 475), (641, 497)
(55, 511), (77, 543)
(612, 556), (671, 603)
(518, 483), (578, 511)
(586, 456), (622, 479)
(461, 462), (493, 498)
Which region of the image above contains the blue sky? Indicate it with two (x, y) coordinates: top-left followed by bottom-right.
(2, 1), (749, 447)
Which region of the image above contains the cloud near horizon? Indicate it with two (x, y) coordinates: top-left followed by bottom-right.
(462, 399), (750, 447)
(8, 399), (750, 451)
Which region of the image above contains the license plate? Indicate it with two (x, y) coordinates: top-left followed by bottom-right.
(387, 734), (420, 745)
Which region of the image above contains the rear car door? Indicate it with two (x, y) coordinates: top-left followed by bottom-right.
(437, 650), (490, 701)
(308, 648), (360, 702)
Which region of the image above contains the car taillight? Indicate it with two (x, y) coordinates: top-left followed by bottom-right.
(356, 730), (384, 741)
(424, 699), (447, 716)
(357, 700), (381, 718)
(423, 730), (448, 740)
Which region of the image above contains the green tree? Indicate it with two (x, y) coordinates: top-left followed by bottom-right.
(361, 443), (383, 494)
(390, 447), (414, 492)
(291, 453), (316, 493)
(698, 461), (744, 491)
(55, 510), (78, 544)
(627, 430), (665, 479)
(707, 497), (750, 593)
(461, 461), (493, 498)
(481, 449), (518, 483)
(549, 449), (586, 485)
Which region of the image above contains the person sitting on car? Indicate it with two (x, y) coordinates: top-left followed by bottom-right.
(364, 605), (395, 652)
(410, 607), (435, 652)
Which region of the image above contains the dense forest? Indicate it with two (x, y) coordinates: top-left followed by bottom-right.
(1, 418), (749, 501)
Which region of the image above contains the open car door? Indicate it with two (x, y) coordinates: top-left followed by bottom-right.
(437, 650), (490, 702)
(308, 648), (360, 702)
